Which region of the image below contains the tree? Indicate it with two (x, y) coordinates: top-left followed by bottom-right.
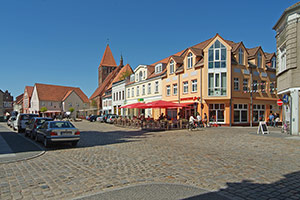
(40, 107), (47, 113)
(68, 107), (75, 113)
(120, 70), (132, 81)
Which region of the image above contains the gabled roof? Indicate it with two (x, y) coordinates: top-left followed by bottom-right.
(90, 64), (122, 100)
(99, 45), (117, 67)
(25, 86), (34, 98)
(15, 93), (24, 104)
(107, 64), (133, 90)
(35, 83), (89, 103)
(273, 2), (300, 30)
(264, 52), (275, 62)
(171, 55), (184, 64)
(189, 47), (203, 57)
(247, 46), (266, 59)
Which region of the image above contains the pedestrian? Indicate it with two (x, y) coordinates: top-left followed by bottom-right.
(196, 112), (202, 127)
(269, 112), (274, 126)
(203, 113), (208, 127)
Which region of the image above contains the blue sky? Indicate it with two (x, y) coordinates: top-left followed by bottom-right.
(0, 0), (297, 98)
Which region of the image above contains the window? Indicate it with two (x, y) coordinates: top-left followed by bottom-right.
(234, 104), (248, 123)
(131, 88), (134, 97)
(68, 102), (72, 107)
(122, 91), (124, 100)
(170, 60), (174, 74)
(116, 92), (118, 101)
(208, 40), (227, 69)
(261, 81), (266, 93)
(208, 73), (226, 96)
(148, 83), (151, 94)
(278, 45), (286, 72)
(270, 82), (275, 93)
(192, 79), (197, 92)
(119, 91), (121, 100)
(253, 80), (258, 91)
(257, 51), (262, 68)
(234, 78), (239, 91)
(187, 53), (193, 69)
(155, 64), (162, 73)
(41, 102), (45, 106)
(136, 86), (140, 96)
(271, 57), (276, 69)
(183, 81), (188, 94)
(166, 85), (171, 96)
(253, 104), (265, 122)
(209, 104), (225, 122)
(113, 93), (115, 101)
(173, 84), (177, 95)
(155, 81), (159, 93)
(142, 85), (145, 95)
(243, 79), (248, 92)
(127, 89), (130, 98)
(48, 102), (52, 106)
(139, 71), (143, 81)
(238, 48), (244, 65)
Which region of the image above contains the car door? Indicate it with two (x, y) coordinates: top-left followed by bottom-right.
(37, 122), (48, 140)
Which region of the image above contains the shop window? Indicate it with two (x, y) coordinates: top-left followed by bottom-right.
(234, 104), (248, 123)
(209, 104), (225, 123)
(253, 104), (265, 122)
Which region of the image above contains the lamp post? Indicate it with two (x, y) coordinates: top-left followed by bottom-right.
(250, 65), (253, 127)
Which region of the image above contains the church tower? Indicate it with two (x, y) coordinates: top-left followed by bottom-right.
(98, 44), (117, 86)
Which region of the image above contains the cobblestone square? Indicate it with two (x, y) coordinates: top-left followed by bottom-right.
(0, 121), (300, 199)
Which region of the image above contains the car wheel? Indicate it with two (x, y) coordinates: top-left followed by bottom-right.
(43, 137), (50, 147)
(71, 141), (78, 147)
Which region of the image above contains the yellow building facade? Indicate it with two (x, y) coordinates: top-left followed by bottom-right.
(162, 34), (278, 125)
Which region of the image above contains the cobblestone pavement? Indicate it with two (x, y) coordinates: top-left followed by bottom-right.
(0, 121), (300, 200)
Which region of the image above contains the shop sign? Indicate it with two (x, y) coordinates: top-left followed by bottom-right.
(138, 98), (144, 102)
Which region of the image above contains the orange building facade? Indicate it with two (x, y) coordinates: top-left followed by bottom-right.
(162, 34), (278, 125)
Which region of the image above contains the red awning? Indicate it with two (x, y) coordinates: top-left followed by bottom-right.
(120, 102), (147, 109)
(144, 100), (187, 108)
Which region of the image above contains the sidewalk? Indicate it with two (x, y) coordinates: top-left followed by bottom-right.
(0, 123), (44, 163)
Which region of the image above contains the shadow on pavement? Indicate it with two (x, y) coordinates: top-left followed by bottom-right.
(184, 171), (300, 200)
(45, 129), (152, 151)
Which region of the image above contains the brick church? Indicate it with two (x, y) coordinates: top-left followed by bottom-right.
(90, 44), (124, 114)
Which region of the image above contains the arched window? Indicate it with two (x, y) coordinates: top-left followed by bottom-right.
(238, 48), (244, 65)
(187, 53), (193, 69)
(208, 40), (227, 69)
(257, 52), (262, 68)
(271, 57), (276, 69)
(170, 60), (174, 74)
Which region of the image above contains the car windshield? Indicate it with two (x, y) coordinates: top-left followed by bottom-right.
(21, 114), (38, 120)
(37, 119), (52, 125)
(50, 121), (75, 129)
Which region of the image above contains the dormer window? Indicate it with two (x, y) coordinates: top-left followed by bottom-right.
(170, 60), (174, 74)
(271, 57), (276, 69)
(130, 74), (135, 82)
(155, 64), (162, 74)
(139, 71), (143, 81)
(238, 48), (244, 65)
(257, 51), (262, 68)
(187, 53), (193, 69)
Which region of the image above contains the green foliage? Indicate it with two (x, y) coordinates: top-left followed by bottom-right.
(40, 107), (48, 112)
(120, 70), (132, 80)
(69, 107), (75, 113)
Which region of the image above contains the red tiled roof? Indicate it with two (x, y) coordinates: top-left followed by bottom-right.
(99, 45), (117, 67)
(25, 86), (34, 98)
(90, 65), (122, 100)
(264, 52), (275, 62)
(35, 83), (89, 103)
(107, 64), (133, 90)
(15, 93), (24, 104)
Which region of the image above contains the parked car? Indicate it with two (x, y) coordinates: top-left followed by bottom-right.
(14, 114), (39, 133)
(36, 121), (80, 147)
(89, 115), (100, 122)
(25, 117), (53, 139)
(106, 114), (118, 124)
(7, 116), (16, 127)
(96, 115), (106, 122)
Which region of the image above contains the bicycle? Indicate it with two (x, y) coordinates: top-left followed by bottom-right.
(281, 122), (290, 134)
(187, 121), (203, 131)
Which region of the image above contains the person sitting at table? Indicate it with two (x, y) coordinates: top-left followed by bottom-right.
(159, 113), (165, 120)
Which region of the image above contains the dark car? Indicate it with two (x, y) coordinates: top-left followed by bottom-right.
(25, 117), (53, 139)
(89, 115), (100, 122)
(36, 121), (80, 147)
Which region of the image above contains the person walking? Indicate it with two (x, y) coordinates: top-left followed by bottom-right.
(269, 112), (274, 127)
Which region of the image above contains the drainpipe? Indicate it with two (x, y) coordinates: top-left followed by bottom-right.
(250, 66), (253, 127)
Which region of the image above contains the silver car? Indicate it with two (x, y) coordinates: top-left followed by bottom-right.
(36, 121), (80, 147)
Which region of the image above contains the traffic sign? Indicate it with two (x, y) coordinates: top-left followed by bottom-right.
(283, 94), (289, 103)
(277, 99), (283, 106)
